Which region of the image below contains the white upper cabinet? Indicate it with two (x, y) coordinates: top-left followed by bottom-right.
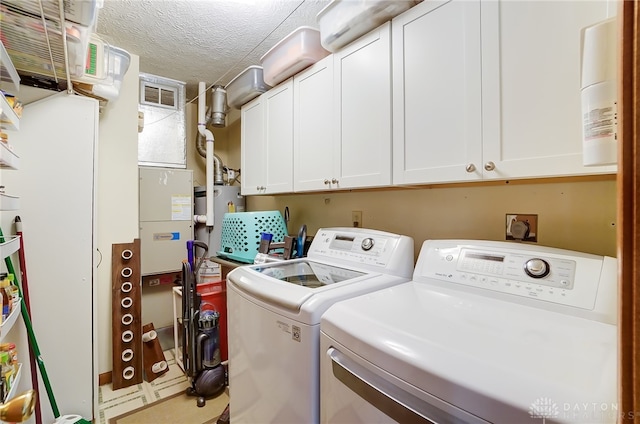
(241, 78), (294, 195)
(245, 0), (617, 193)
(333, 21), (392, 189)
(480, 0), (617, 179)
(392, 0), (483, 185)
(295, 23), (392, 192)
(264, 80), (294, 193)
(392, 0), (616, 186)
(241, 95), (265, 195)
(294, 55), (334, 192)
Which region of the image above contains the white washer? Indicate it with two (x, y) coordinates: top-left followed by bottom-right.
(321, 240), (617, 424)
(227, 227), (414, 423)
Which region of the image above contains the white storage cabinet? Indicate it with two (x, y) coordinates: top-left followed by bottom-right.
(392, 0), (483, 185)
(392, 0), (616, 186)
(2, 93), (98, 424)
(480, 0), (617, 179)
(294, 22), (392, 192)
(293, 55), (334, 192)
(333, 21), (392, 189)
(241, 78), (294, 195)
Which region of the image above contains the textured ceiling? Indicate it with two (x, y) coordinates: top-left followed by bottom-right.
(96, 0), (331, 100)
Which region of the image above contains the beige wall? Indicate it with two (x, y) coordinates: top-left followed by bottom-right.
(248, 178), (617, 261)
(186, 103), (242, 187)
(97, 54), (141, 375)
(186, 104), (617, 261)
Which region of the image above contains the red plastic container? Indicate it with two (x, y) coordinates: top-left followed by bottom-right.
(197, 279), (228, 361)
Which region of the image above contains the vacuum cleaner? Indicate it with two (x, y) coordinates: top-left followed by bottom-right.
(181, 240), (226, 407)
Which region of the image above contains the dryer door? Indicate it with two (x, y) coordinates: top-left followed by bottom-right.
(320, 336), (489, 424)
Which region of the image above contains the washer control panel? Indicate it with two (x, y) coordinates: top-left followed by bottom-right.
(306, 228), (413, 275)
(415, 240), (610, 311)
(314, 231), (388, 264)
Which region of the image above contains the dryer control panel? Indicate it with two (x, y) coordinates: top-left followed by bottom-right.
(457, 249), (576, 290)
(413, 240), (617, 323)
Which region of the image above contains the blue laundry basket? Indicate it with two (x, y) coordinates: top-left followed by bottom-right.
(217, 211), (288, 263)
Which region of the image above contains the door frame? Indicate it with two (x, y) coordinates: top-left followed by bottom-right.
(618, 0), (639, 419)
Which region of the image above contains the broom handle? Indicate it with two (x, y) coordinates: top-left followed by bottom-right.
(15, 217), (43, 424)
(0, 226), (60, 418)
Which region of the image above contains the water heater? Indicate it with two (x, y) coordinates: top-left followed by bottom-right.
(581, 17), (617, 166)
(194, 185), (245, 253)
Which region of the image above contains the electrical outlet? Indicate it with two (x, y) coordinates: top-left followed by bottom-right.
(506, 214), (538, 242)
(352, 211), (362, 228)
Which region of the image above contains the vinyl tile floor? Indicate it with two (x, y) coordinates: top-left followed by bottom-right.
(97, 348), (193, 424)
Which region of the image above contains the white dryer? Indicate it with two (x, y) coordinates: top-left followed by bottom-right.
(320, 240), (617, 424)
(226, 227), (414, 424)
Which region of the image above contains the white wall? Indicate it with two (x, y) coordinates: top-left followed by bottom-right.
(96, 54), (140, 376)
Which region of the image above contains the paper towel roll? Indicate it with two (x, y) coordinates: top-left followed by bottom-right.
(581, 17), (617, 166)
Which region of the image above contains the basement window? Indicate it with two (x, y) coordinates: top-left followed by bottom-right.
(140, 82), (178, 110)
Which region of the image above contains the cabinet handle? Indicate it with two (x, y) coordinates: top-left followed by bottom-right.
(256, 186), (261, 191)
(484, 161), (496, 171)
(465, 163), (476, 173)
(331, 178), (339, 184)
(324, 179), (330, 185)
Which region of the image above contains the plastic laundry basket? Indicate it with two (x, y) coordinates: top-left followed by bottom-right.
(217, 211), (288, 263)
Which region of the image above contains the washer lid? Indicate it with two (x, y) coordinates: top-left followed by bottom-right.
(321, 282), (617, 423)
(253, 260), (366, 288)
(228, 259), (375, 312)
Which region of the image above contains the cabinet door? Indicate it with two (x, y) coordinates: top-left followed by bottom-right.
(335, 22), (392, 189)
(294, 55), (334, 192)
(241, 96), (265, 195)
(263, 79), (294, 194)
(3, 94), (97, 422)
(481, 0), (617, 179)
(392, 0), (482, 185)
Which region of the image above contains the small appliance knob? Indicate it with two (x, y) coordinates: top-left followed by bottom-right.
(524, 258), (550, 278)
(361, 238), (375, 251)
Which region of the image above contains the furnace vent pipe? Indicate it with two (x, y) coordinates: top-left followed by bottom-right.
(196, 134), (224, 185)
(196, 81), (214, 227)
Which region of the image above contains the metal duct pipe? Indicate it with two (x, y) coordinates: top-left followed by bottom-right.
(196, 133), (225, 185)
(211, 86), (227, 128)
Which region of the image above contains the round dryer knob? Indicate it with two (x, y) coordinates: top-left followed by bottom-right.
(524, 258), (550, 278)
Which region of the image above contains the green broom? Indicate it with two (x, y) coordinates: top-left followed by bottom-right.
(0, 226), (91, 424)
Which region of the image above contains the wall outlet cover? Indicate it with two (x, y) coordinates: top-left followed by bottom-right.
(352, 211), (362, 228)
